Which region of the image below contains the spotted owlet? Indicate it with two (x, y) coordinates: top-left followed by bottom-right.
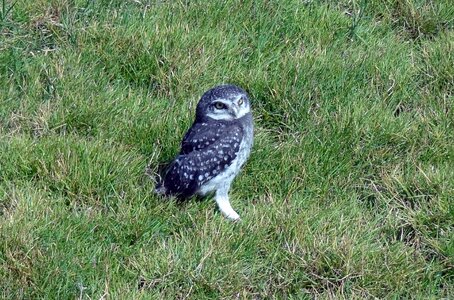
(156, 84), (253, 220)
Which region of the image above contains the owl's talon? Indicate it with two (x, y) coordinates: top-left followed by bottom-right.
(226, 211), (240, 221)
(216, 194), (241, 221)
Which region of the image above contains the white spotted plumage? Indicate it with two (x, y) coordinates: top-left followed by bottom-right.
(156, 84), (254, 221)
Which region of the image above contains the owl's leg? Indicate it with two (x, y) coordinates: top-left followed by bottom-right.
(215, 185), (240, 221)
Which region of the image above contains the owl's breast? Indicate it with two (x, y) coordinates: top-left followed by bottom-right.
(236, 123), (253, 169)
(237, 112), (254, 164)
(197, 114), (253, 196)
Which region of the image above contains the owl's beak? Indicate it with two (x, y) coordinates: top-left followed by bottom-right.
(231, 104), (240, 117)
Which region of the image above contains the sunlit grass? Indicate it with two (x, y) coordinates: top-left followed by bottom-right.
(1, 0), (453, 298)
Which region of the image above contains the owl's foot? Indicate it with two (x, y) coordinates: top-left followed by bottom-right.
(225, 210), (240, 221)
(215, 195), (240, 221)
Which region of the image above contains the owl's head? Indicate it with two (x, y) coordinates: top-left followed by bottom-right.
(196, 84), (251, 121)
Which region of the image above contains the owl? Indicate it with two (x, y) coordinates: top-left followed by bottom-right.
(156, 84), (254, 220)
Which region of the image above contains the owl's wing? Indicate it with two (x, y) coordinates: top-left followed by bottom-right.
(163, 124), (243, 198)
(180, 122), (230, 154)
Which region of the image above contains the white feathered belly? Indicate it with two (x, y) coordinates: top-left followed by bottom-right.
(197, 131), (253, 196)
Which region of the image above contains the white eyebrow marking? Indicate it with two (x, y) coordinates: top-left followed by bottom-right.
(205, 113), (234, 121)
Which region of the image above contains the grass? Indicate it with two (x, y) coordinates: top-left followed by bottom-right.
(0, 0), (453, 298)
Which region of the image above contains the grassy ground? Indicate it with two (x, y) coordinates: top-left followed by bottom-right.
(1, 0), (453, 298)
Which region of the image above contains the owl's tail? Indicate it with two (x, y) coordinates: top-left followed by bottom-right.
(146, 157), (176, 197)
(154, 182), (167, 195)
(145, 161), (167, 196)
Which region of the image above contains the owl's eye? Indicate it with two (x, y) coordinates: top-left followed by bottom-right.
(214, 102), (226, 109)
(238, 98), (244, 106)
